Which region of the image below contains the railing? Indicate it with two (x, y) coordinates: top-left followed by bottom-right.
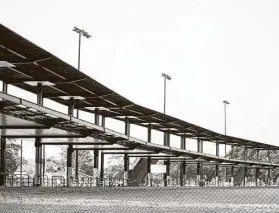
(1, 175), (278, 188)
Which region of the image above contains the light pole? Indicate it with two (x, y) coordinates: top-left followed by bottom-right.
(162, 73), (171, 186)
(73, 26), (91, 70)
(223, 100), (230, 136)
(73, 27), (91, 180)
(162, 73), (171, 114)
(223, 100), (230, 183)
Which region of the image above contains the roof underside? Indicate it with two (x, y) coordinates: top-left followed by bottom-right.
(0, 91), (276, 168)
(0, 23), (277, 151)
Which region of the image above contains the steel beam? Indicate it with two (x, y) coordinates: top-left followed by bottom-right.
(41, 142), (110, 145)
(73, 147), (132, 151)
(0, 125), (50, 129)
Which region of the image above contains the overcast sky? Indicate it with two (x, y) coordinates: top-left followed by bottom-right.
(2, 0), (279, 158)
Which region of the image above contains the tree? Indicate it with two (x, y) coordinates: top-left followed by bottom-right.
(227, 147), (279, 182)
(58, 147), (94, 176)
(5, 139), (21, 175)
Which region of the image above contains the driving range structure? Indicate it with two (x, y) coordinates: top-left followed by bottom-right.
(0, 23), (279, 188)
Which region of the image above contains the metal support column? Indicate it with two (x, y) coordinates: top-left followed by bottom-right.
(75, 111), (79, 180)
(164, 160), (170, 187)
(147, 125), (151, 143)
(34, 83), (43, 186)
(95, 108), (100, 125)
(244, 146), (247, 161)
(180, 135), (186, 150)
(215, 164), (219, 186)
(147, 125), (152, 186)
(1, 83), (7, 186)
(197, 163), (201, 184)
(255, 168), (260, 186)
(147, 157), (151, 186)
(197, 138), (203, 185)
(93, 108), (101, 186)
(180, 136), (186, 186)
(67, 98), (74, 186)
(230, 166), (234, 186)
(0, 137), (6, 186)
(180, 161), (186, 186)
(267, 150), (271, 163)
(67, 144), (73, 186)
(163, 131), (170, 186)
(267, 168), (271, 186)
(100, 116), (105, 181)
(256, 149), (260, 186)
(102, 116), (106, 127)
(125, 117), (130, 136)
(93, 149), (99, 186)
(124, 153), (129, 186)
(100, 153), (104, 180)
(231, 144), (234, 159)
(244, 167), (248, 186)
(216, 142), (219, 157)
(256, 149), (260, 161)
(34, 138), (42, 186)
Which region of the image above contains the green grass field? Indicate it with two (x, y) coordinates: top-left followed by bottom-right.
(1, 187), (279, 212)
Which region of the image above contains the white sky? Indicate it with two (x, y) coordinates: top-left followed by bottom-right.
(2, 0), (279, 159)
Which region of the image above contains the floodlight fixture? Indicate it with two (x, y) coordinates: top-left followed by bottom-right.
(223, 100), (230, 105)
(17, 104), (28, 109)
(162, 73), (171, 80)
(161, 73), (172, 114)
(73, 27), (82, 33)
(0, 61), (15, 68)
(59, 96), (85, 100)
(73, 26), (91, 39)
(45, 113), (59, 118)
(24, 81), (55, 86)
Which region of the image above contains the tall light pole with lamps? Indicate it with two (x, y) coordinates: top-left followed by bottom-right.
(162, 73), (171, 114)
(223, 100), (230, 182)
(162, 73), (171, 186)
(73, 26), (91, 180)
(223, 100), (230, 136)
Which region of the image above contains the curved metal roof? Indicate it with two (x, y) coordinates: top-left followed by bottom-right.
(0, 23), (277, 150)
